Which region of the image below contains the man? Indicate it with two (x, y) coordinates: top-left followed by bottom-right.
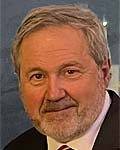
(4, 4), (119, 150)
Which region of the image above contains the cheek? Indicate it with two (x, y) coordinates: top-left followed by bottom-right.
(20, 85), (45, 114)
(65, 76), (99, 105)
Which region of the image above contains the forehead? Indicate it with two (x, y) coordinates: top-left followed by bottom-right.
(20, 25), (89, 55)
(19, 25), (92, 70)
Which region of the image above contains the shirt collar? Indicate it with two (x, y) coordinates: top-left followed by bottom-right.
(47, 91), (111, 150)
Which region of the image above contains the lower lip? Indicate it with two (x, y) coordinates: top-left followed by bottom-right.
(42, 107), (75, 122)
(45, 106), (75, 113)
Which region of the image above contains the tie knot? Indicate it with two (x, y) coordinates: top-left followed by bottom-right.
(57, 145), (74, 150)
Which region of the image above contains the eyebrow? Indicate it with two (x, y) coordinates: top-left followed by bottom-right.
(58, 61), (83, 70)
(26, 61), (83, 76)
(26, 67), (46, 77)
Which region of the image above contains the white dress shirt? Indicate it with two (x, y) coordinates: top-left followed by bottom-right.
(47, 91), (111, 150)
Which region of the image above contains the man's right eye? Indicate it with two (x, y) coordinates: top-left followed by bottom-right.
(29, 73), (45, 85)
(31, 74), (43, 79)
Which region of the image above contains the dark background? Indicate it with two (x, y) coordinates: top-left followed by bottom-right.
(1, 0), (119, 149)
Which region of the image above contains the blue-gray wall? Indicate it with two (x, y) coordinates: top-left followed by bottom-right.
(1, 0), (119, 149)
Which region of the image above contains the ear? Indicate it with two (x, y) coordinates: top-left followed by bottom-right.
(101, 58), (111, 87)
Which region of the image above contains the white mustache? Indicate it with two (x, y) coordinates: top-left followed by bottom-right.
(40, 98), (78, 113)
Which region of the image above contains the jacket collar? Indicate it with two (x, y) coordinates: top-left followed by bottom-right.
(93, 90), (120, 150)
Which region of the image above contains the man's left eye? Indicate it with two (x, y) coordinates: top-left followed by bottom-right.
(66, 70), (77, 74)
(64, 69), (81, 78)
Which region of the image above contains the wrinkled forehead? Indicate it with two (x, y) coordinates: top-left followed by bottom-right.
(19, 25), (94, 72)
(20, 24), (89, 55)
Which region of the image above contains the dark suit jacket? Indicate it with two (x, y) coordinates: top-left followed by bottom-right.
(4, 90), (120, 150)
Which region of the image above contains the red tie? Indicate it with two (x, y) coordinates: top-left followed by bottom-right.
(57, 145), (74, 150)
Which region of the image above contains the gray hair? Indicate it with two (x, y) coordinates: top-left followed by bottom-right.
(12, 4), (111, 74)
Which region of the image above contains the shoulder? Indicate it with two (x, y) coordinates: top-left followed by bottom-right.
(107, 89), (120, 101)
(100, 90), (119, 148)
(93, 90), (120, 149)
(3, 128), (47, 150)
(107, 89), (120, 114)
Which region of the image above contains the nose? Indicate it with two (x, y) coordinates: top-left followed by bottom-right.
(45, 76), (66, 101)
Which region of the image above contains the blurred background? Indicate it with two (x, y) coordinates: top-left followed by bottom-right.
(1, 0), (120, 149)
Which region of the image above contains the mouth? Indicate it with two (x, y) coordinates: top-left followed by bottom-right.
(44, 105), (75, 113)
(41, 98), (78, 114)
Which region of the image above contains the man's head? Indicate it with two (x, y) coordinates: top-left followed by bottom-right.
(12, 5), (111, 143)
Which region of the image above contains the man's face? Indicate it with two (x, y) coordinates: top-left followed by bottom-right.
(19, 25), (108, 143)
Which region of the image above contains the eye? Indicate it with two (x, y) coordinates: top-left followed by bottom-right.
(64, 69), (81, 79)
(66, 70), (77, 74)
(32, 74), (43, 79)
(30, 73), (44, 80)
(29, 73), (45, 85)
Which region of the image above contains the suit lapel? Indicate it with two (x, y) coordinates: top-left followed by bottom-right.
(93, 90), (120, 150)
